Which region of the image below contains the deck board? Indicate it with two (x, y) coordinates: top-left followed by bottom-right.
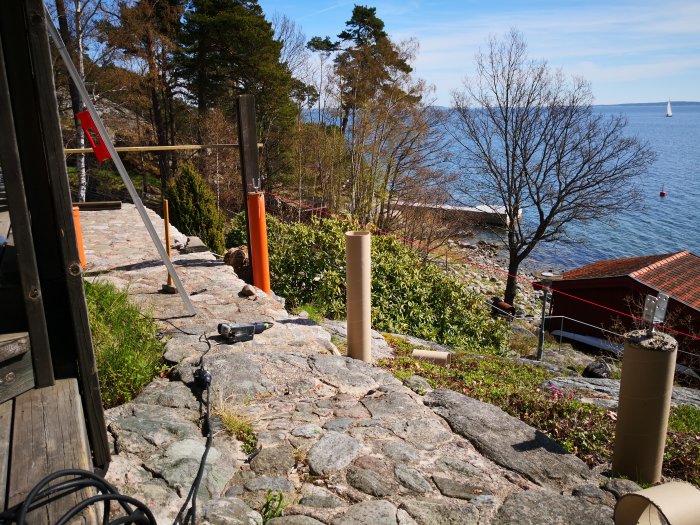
(5, 380), (95, 524)
(0, 399), (11, 510)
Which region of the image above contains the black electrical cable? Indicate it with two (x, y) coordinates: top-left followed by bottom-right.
(0, 469), (157, 525)
(173, 341), (213, 525)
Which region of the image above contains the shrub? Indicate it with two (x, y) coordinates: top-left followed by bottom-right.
(226, 214), (508, 354)
(166, 163), (225, 253)
(85, 280), (164, 408)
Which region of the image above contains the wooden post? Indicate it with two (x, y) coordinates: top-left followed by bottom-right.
(237, 94), (259, 283)
(0, 0), (109, 467)
(0, 29), (54, 388)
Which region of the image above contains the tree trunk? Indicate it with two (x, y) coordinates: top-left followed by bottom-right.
(56, 0), (87, 201)
(504, 254), (521, 306)
(144, 31), (169, 199)
(75, 0), (87, 202)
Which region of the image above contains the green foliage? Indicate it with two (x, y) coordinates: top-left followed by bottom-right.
(85, 280), (164, 408)
(259, 491), (285, 523)
(379, 337), (700, 486)
(669, 404), (700, 433)
(227, 214), (508, 354)
(166, 163), (225, 253)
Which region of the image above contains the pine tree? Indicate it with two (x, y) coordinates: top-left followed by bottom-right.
(176, 0), (298, 184)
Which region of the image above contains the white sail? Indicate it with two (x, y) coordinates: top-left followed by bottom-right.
(666, 100), (672, 117)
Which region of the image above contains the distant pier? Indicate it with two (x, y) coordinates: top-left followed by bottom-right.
(392, 201), (516, 227)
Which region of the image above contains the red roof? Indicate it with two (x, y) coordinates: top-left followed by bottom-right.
(560, 251), (700, 310)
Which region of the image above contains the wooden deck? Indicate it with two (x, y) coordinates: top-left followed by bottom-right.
(0, 379), (95, 524)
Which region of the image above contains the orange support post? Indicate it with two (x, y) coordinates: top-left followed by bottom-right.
(247, 192), (271, 294)
(72, 206), (86, 268)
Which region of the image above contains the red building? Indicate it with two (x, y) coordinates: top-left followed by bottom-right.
(547, 250), (700, 372)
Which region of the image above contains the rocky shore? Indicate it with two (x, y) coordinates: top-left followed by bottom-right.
(79, 204), (658, 525)
(443, 239), (542, 315)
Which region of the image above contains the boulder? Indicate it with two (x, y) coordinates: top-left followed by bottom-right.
(582, 360), (612, 379)
(424, 389), (596, 491)
(494, 490), (613, 524)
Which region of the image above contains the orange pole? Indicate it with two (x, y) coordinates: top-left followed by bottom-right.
(72, 206), (86, 268)
(247, 192), (271, 294)
(163, 199), (173, 286)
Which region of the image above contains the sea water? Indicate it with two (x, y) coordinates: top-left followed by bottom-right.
(464, 103), (700, 272)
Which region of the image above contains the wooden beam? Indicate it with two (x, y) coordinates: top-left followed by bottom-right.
(0, 5), (54, 388)
(63, 143), (262, 154)
(237, 94), (260, 282)
(74, 201), (122, 211)
(8, 380), (95, 524)
(0, 399), (11, 511)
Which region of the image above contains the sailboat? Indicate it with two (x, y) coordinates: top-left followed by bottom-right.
(666, 100), (672, 118)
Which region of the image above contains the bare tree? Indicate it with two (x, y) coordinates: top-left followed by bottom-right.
(271, 13), (310, 83)
(451, 29), (655, 305)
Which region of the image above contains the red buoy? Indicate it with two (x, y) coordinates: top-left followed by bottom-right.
(659, 190), (666, 197)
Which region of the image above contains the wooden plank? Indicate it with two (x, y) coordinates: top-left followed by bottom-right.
(7, 381), (45, 521)
(64, 143), (253, 154)
(74, 201), (122, 211)
(236, 95), (259, 279)
(8, 380), (94, 524)
(0, 351), (34, 405)
(0, 333), (29, 364)
(0, 399), (12, 511)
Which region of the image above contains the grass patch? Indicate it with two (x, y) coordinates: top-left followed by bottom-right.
(378, 335), (700, 486)
(330, 335), (348, 356)
(216, 406), (258, 454)
(669, 405), (700, 433)
(296, 303), (324, 323)
(85, 280), (165, 408)
(259, 491), (285, 524)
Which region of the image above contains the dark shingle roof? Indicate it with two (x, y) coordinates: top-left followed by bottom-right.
(561, 251), (700, 310)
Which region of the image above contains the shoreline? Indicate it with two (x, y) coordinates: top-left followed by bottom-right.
(443, 238), (542, 314)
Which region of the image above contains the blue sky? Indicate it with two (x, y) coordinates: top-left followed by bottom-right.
(258, 0), (700, 106)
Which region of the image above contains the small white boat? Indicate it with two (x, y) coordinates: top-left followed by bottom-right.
(666, 99), (672, 117)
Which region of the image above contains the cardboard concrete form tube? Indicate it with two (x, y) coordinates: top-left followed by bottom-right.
(612, 330), (677, 485)
(412, 349), (451, 367)
(614, 481), (700, 525)
(247, 192), (271, 295)
(164, 199), (173, 287)
(346, 231), (371, 362)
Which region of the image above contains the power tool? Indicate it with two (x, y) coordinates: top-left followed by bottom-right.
(217, 321), (273, 343)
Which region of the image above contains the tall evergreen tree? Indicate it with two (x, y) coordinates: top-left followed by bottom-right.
(98, 0), (183, 195)
(333, 5), (413, 133)
(176, 0), (298, 184)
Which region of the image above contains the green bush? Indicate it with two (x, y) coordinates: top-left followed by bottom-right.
(227, 214), (508, 354)
(166, 163), (225, 253)
(85, 280), (164, 408)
